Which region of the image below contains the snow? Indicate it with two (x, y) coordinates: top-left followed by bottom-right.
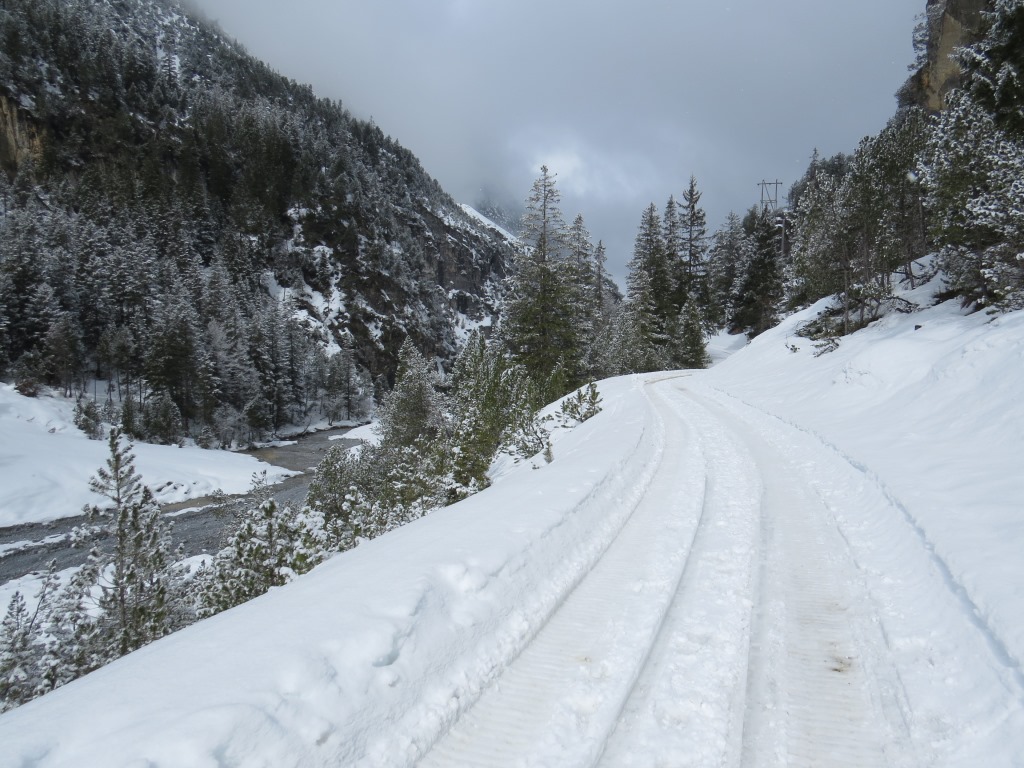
(705, 326), (748, 363)
(703, 294), (1024, 685)
(0, 384), (296, 527)
(2, 284), (1023, 766)
(459, 204), (518, 243)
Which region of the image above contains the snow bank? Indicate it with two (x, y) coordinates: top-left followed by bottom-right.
(0, 377), (659, 766)
(703, 294), (1024, 675)
(0, 385), (295, 526)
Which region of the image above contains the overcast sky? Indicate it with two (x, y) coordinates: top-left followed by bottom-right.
(190, 0), (922, 282)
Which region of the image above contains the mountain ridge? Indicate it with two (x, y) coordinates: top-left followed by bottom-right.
(0, 0), (517, 442)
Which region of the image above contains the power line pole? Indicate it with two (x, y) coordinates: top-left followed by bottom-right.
(758, 179), (783, 213)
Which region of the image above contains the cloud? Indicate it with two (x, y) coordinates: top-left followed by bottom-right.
(191, 0), (922, 283)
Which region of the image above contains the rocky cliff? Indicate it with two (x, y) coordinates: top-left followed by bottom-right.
(906, 0), (992, 111)
(0, 93), (43, 177)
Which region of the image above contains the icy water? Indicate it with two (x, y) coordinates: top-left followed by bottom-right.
(0, 426), (360, 584)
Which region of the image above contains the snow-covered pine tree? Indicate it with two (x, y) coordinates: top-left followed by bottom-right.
(679, 176), (710, 319)
(958, 0), (1024, 138)
(633, 203), (673, 323)
(442, 331), (544, 495)
(200, 498), (325, 615)
(872, 108), (930, 290)
(501, 167), (586, 398)
(662, 195), (684, 303)
(520, 165), (567, 263)
(674, 299), (712, 369)
(565, 214), (599, 378)
(0, 561), (61, 711)
(730, 208), (784, 338)
(918, 1), (1024, 308)
(706, 212), (750, 328)
(616, 204), (671, 372)
(618, 263), (668, 374)
(83, 427), (175, 657)
(0, 592), (35, 711)
(376, 338), (443, 448)
(791, 155), (850, 312)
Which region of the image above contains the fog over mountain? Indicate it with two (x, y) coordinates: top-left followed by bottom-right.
(190, 0), (921, 280)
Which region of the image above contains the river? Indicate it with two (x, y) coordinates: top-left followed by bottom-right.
(0, 427), (361, 585)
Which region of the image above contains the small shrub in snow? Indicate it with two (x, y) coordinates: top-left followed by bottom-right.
(73, 396), (103, 439)
(559, 382), (603, 424)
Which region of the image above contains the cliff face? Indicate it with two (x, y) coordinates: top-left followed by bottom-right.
(0, 93), (43, 177)
(910, 0), (992, 111)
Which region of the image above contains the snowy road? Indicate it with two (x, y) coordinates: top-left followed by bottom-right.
(2, 370), (1023, 767)
(418, 377), (909, 767)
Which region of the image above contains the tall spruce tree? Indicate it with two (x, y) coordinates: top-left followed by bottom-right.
(731, 208), (784, 337)
(502, 167), (585, 398)
(674, 299), (711, 369)
(707, 212), (750, 328)
(620, 209), (672, 372)
(82, 428), (174, 657)
(520, 165), (567, 263)
(679, 176), (710, 317)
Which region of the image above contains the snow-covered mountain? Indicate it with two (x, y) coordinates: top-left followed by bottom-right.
(2, 279), (1021, 766)
(0, 0), (517, 437)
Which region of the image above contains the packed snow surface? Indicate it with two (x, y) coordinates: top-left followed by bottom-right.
(0, 384), (295, 526)
(1, 296), (1023, 766)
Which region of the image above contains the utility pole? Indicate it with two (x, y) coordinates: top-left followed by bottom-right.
(759, 180), (787, 263)
(758, 179), (782, 213)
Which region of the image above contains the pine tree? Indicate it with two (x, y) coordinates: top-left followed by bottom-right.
(791, 160), (850, 309)
(633, 203), (672, 320)
(618, 265), (668, 373)
(918, 2), (1024, 309)
(0, 591), (35, 710)
(305, 444), (364, 549)
(84, 428), (174, 657)
(872, 109), (930, 288)
(662, 195), (683, 300)
(502, 167), (586, 397)
(731, 209), (784, 338)
(957, 0), (1024, 138)
(520, 165), (567, 263)
(707, 212), (750, 327)
(564, 213), (600, 378)
(674, 299), (711, 369)
(620, 204), (671, 371)
(201, 499), (324, 615)
(678, 176), (710, 316)
(376, 338), (442, 449)
(443, 332), (537, 497)
(0, 561), (61, 707)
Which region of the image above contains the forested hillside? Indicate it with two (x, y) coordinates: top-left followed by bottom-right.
(611, 0), (1023, 359)
(0, 0), (515, 446)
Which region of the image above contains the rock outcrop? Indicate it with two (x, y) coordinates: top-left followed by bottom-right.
(0, 93), (43, 177)
(906, 0), (992, 111)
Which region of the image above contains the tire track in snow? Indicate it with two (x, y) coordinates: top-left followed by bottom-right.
(719, 396), (901, 768)
(707, 385), (1024, 694)
(359, 378), (671, 765)
(698, 383), (1024, 764)
(597, 382), (762, 767)
(416, 379), (710, 767)
(601, 384), (905, 767)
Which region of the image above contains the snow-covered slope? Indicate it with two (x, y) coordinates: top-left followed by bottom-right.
(0, 384), (294, 526)
(704, 291), (1024, 682)
(1, 294), (1022, 766)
